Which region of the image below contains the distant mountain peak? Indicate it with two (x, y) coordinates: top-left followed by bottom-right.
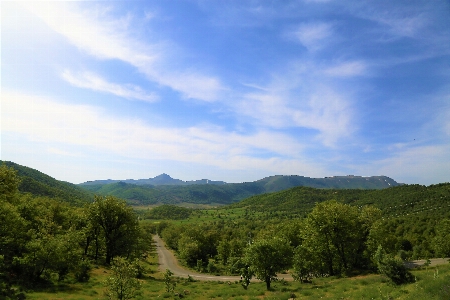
(155, 173), (172, 179)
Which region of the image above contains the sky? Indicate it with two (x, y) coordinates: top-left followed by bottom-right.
(1, 1), (450, 185)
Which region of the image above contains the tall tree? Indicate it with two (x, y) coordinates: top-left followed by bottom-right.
(301, 200), (377, 275)
(244, 238), (292, 290)
(87, 196), (139, 264)
(433, 218), (450, 257)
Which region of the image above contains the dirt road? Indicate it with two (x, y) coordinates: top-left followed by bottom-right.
(153, 235), (449, 281)
(404, 258), (449, 268)
(153, 234), (243, 281)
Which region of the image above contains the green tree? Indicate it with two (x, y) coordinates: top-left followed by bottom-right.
(87, 196), (140, 264)
(163, 269), (176, 293)
(302, 200), (365, 275)
(373, 245), (413, 285)
(432, 218), (450, 257)
(244, 238), (292, 290)
(292, 245), (320, 283)
(104, 257), (141, 300)
(0, 164), (20, 203)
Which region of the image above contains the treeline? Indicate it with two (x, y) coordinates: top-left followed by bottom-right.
(0, 165), (152, 297)
(144, 204), (193, 220)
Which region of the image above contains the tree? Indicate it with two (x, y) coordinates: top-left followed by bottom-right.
(432, 218), (450, 257)
(163, 269), (176, 293)
(0, 164), (20, 203)
(292, 245), (320, 283)
(302, 200), (366, 275)
(87, 196), (140, 264)
(373, 245), (413, 285)
(244, 238), (292, 290)
(104, 257), (141, 300)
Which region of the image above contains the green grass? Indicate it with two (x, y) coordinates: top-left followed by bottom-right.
(25, 255), (450, 300)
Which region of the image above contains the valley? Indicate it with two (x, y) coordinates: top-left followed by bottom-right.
(1, 160), (450, 299)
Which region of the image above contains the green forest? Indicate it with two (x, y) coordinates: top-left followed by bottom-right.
(1, 162), (450, 299)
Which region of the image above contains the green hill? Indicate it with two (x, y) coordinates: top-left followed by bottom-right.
(1, 161), (93, 205)
(79, 175), (400, 205)
(230, 183), (450, 219)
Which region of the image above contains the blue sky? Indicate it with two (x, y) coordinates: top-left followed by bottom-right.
(2, 1), (449, 185)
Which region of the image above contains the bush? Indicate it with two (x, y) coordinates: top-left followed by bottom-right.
(374, 245), (414, 285)
(74, 259), (91, 282)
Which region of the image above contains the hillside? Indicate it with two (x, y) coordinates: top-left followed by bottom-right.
(1, 161), (93, 204)
(230, 183), (450, 218)
(79, 174), (400, 205)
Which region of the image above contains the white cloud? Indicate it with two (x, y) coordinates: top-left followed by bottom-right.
(62, 70), (159, 103)
(2, 91), (323, 177)
(21, 2), (223, 102)
(362, 145), (450, 185)
(323, 61), (367, 77)
(293, 22), (333, 51)
(237, 76), (353, 147)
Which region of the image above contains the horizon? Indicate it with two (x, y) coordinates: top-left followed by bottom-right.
(2, 1), (450, 185)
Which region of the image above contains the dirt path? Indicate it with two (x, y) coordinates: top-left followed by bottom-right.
(405, 258), (449, 268)
(153, 234), (243, 281)
(153, 235), (449, 281)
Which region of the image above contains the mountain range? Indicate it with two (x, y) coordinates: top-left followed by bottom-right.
(2, 160), (402, 206)
(79, 173), (400, 205)
(81, 173), (226, 186)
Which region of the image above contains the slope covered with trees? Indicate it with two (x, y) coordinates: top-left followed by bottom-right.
(0, 164), (152, 298)
(0, 161), (93, 205)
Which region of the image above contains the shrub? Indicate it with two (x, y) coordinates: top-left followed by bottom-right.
(373, 245), (414, 285)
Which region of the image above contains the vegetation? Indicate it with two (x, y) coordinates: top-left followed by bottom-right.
(1, 160), (93, 205)
(144, 204), (192, 220)
(244, 238), (292, 290)
(0, 164), (152, 298)
(104, 257), (141, 300)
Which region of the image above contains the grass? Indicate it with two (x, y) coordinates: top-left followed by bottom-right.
(25, 253), (450, 300)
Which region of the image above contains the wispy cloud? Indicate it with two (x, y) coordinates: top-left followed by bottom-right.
(236, 67), (354, 147)
(323, 61), (367, 77)
(293, 22), (333, 51)
(363, 145), (450, 185)
(62, 70), (158, 103)
(22, 2), (223, 102)
(2, 91), (324, 177)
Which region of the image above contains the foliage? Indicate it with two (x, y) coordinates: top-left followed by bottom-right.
(86, 195), (140, 264)
(104, 257), (141, 300)
(373, 245), (414, 285)
(144, 204), (192, 220)
(432, 218), (450, 257)
(244, 238), (292, 290)
(1, 161), (92, 205)
(0, 163), (152, 295)
(240, 265), (253, 290)
(163, 269), (176, 292)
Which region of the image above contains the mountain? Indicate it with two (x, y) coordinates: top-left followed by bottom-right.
(81, 173), (226, 186)
(1, 161), (93, 205)
(79, 174), (401, 205)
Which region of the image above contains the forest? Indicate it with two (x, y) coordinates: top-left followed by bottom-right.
(1, 162), (450, 299)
